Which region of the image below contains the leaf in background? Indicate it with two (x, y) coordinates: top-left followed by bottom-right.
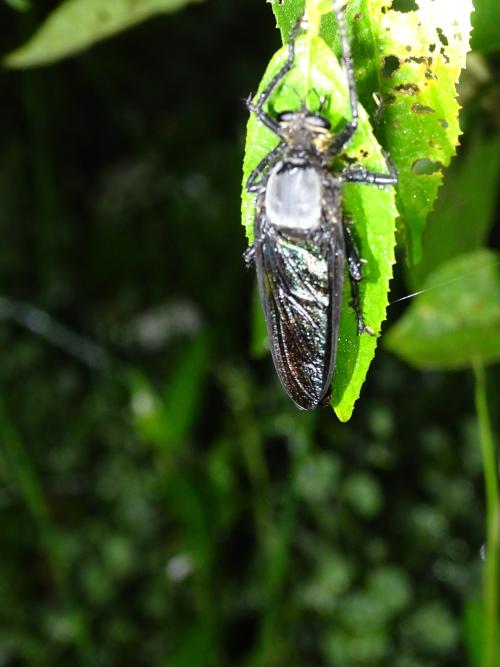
(2, 0), (31, 11)
(3, 0), (203, 68)
(250, 284), (268, 359)
(385, 249), (500, 370)
(408, 133), (500, 290)
(464, 598), (500, 667)
(169, 625), (213, 667)
(242, 35), (397, 421)
(129, 335), (208, 455)
(471, 0), (500, 53)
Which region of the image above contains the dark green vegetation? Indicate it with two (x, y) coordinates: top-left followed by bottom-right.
(0, 1), (499, 666)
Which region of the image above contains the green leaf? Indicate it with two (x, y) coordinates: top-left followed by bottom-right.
(409, 132), (500, 290)
(385, 249), (500, 369)
(471, 0), (500, 53)
(250, 284), (268, 359)
(273, 1), (474, 265)
(2, 0), (31, 11)
(170, 625), (213, 667)
(129, 335), (208, 454)
(3, 0), (203, 69)
(338, 0), (473, 265)
(271, 0), (305, 42)
(242, 34), (397, 421)
(464, 597), (500, 667)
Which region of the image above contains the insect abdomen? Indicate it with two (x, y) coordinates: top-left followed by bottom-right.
(256, 222), (344, 410)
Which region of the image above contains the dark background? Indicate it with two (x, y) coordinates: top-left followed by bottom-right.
(0, 1), (498, 666)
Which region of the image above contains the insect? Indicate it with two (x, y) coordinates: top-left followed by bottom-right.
(244, 1), (397, 410)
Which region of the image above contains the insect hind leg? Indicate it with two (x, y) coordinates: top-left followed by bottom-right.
(243, 244), (255, 268)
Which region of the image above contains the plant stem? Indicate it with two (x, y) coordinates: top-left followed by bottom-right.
(473, 361), (499, 667)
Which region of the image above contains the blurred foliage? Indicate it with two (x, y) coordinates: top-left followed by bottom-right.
(470, 0), (500, 53)
(386, 250), (500, 369)
(1, 0), (30, 11)
(4, 0), (205, 68)
(0, 1), (498, 667)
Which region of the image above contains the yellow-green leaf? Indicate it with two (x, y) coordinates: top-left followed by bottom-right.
(273, 0), (474, 265)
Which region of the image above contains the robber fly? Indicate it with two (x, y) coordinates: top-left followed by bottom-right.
(244, 1), (397, 410)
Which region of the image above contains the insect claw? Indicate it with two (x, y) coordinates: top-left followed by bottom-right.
(245, 94), (255, 110)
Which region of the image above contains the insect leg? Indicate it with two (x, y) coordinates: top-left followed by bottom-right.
(342, 154), (398, 186)
(245, 17), (302, 136)
(243, 217), (272, 268)
(328, 0), (359, 152)
(343, 222), (374, 335)
(243, 244), (255, 268)
(246, 144), (282, 193)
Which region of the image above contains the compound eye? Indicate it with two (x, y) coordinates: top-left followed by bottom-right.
(306, 114), (331, 130)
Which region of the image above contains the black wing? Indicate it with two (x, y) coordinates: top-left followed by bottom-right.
(255, 216), (344, 410)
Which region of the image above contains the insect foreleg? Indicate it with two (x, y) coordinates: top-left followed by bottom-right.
(246, 144), (282, 193)
(343, 222), (374, 335)
(328, 0), (359, 152)
(246, 17), (302, 137)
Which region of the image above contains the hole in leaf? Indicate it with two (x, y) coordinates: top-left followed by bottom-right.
(408, 55), (427, 64)
(437, 26), (449, 47)
(391, 0), (418, 11)
(412, 103), (435, 114)
(395, 82), (419, 95)
(439, 118), (449, 129)
(382, 55), (400, 78)
(412, 158), (442, 175)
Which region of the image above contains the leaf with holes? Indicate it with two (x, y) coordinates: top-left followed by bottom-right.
(242, 33), (397, 421)
(3, 0), (204, 68)
(272, 0), (474, 265)
(385, 250), (500, 369)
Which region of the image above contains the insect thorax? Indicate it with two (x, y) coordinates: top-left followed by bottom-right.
(265, 161), (323, 231)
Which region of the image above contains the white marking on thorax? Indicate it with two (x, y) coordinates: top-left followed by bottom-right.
(265, 163), (322, 230)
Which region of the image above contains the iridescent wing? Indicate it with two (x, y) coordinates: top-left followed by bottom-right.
(255, 218), (344, 410)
